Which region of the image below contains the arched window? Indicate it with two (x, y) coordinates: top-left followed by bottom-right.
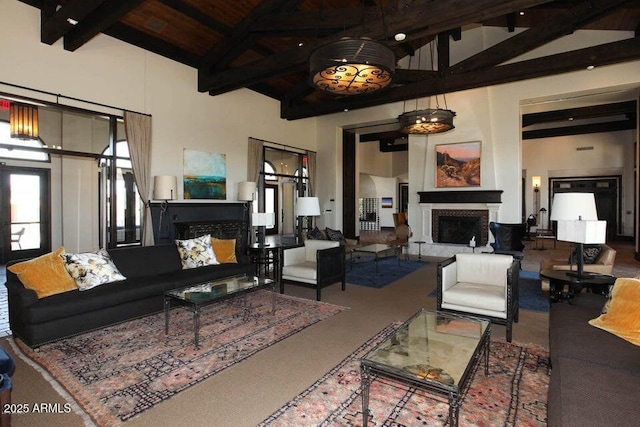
(0, 121), (49, 162)
(264, 160), (277, 181)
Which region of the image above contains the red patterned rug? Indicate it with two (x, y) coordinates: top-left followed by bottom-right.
(14, 290), (346, 426)
(260, 323), (550, 426)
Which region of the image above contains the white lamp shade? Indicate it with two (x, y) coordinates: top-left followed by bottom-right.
(557, 220), (607, 244)
(550, 193), (598, 221)
(238, 181), (256, 201)
(296, 197), (321, 216)
(252, 212), (276, 228)
(153, 175), (177, 200)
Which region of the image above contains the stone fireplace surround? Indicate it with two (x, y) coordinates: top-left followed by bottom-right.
(417, 191), (502, 258)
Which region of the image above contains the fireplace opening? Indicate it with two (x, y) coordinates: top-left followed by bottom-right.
(432, 209), (489, 246)
(438, 216), (482, 245)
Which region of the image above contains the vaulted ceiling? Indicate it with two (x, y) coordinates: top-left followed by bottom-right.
(18, 0), (640, 126)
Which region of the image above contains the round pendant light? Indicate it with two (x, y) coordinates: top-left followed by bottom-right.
(398, 108), (456, 134)
(309, 38), (394, 95)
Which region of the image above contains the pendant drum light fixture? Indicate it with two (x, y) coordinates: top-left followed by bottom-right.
(398, 108), (456, 134)
(398, 39), (455, 135)
(309, 38), (394, 95)
(10, 102), (39, 140)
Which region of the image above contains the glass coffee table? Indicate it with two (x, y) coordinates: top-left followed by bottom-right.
(164, 275), (275, 348)
(360, 309), (490, 426)
(351, 244), (401, 273)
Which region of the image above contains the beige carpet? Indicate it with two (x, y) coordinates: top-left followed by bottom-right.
(4, 241), (638, 426)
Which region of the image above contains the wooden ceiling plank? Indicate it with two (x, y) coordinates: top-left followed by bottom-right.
(251, 8), (376, 35)
(199, 0), (553, 94)
(103, 23), (200, 68)
(158, 0), (231, 35)
(281, 37), (640, 119)
(199, 0), (305, 71)
(63, 0), (146, 52)
(41, 0), (108, 45)
(453, 0), (630, 73)
(522, 101), (638, 127)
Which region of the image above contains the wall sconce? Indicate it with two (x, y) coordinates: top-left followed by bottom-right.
(532, 176), (541, 222)
(10, 103), (39, 140)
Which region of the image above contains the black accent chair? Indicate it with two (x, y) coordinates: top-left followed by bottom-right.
(489, 222), (526, 261)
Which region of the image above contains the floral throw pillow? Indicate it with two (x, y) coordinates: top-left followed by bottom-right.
(62, 249), (127, 291)
(175, 234), (219, 269)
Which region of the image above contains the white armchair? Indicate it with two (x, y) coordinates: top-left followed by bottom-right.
(280, 240), (346, 301)
(437, 253), (520, 342)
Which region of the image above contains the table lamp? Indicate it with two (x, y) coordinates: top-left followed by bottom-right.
(252, 212), (275, 247)
(550, 192), (606, 280)
(296, 197), (321, 240)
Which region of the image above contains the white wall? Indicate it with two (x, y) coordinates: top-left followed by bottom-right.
(0, 0), (317, 250)
(523, 130), (635, 236)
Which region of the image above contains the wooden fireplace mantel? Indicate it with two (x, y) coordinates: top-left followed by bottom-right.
(418, 190), (503, 204)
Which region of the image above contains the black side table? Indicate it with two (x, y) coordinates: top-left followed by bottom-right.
(248, 244), (282, 282)
(540, 269), (616, 304)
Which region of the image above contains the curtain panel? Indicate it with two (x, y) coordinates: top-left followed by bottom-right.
(124, 111), (154, 246)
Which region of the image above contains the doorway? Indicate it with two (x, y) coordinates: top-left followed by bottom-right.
(550, 176), (621, 241)
(0, 166), (51, 263)
(265, 183), (278, 235)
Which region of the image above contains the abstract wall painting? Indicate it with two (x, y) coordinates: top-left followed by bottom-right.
(435, 141), (481, 188)
(183, 149), (226, 199)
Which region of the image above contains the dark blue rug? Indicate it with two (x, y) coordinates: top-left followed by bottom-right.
(518, 270), (549, 312)
(427, 270), (549, 313)
(346, 256), (427, 288)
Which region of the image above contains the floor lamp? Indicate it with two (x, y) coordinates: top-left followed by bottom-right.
(153, 175), (177, 243)
(550, 192), (606, 281)
(296, 197), (321, 241)
(238, 181), (257, 245)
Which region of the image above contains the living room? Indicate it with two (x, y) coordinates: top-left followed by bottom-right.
(1, 1), (640, 426)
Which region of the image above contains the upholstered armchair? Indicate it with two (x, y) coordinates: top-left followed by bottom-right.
(280, 240), (346, 301)
(489, 222), (526, 260)
(437, 253), (520, 342)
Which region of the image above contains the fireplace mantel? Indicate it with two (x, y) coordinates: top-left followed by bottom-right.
(418, 190), (503, 204)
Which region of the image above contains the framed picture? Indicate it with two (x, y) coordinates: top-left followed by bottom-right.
(381, 197), (393, 208)
(435, 141), (481, 188)
(183, 149), (227, 199)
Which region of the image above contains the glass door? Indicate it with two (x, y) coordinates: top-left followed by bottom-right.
(0, 166), (51, 263)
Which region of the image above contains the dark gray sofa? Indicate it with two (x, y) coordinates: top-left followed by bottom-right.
(5, 223), (254, 348)
(548, 293), (640, 426)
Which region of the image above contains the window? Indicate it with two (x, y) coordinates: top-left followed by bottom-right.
(0, 121), (49, 162)
(264, 160), (277, 181)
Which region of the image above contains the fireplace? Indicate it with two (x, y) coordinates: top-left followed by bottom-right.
(432, 209), (489, 246)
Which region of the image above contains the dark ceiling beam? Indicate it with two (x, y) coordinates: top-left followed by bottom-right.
(102, 23), (200, 68)
(522, 100), (637, 127)
(523, 119), (636, 139)
(41, 0), (107, 45)
(199, 0), (304, 72)
(506, 12), (517, 32)
(360, 131), (404, 142)
(281, 37), (640, 119)
(63, 0), (145, 52)
(453, 0), (629, 73)
(379, 139), (408, 152)
(199, 0), (553, 94)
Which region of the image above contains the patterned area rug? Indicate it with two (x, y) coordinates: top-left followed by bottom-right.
(260, 323), (550, 426)
(14, 290), (346, 426)
(346, 256), (427, 288)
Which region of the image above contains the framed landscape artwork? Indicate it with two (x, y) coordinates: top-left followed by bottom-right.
(183, 149), (227, 199)
(435, 141), (481, 188)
